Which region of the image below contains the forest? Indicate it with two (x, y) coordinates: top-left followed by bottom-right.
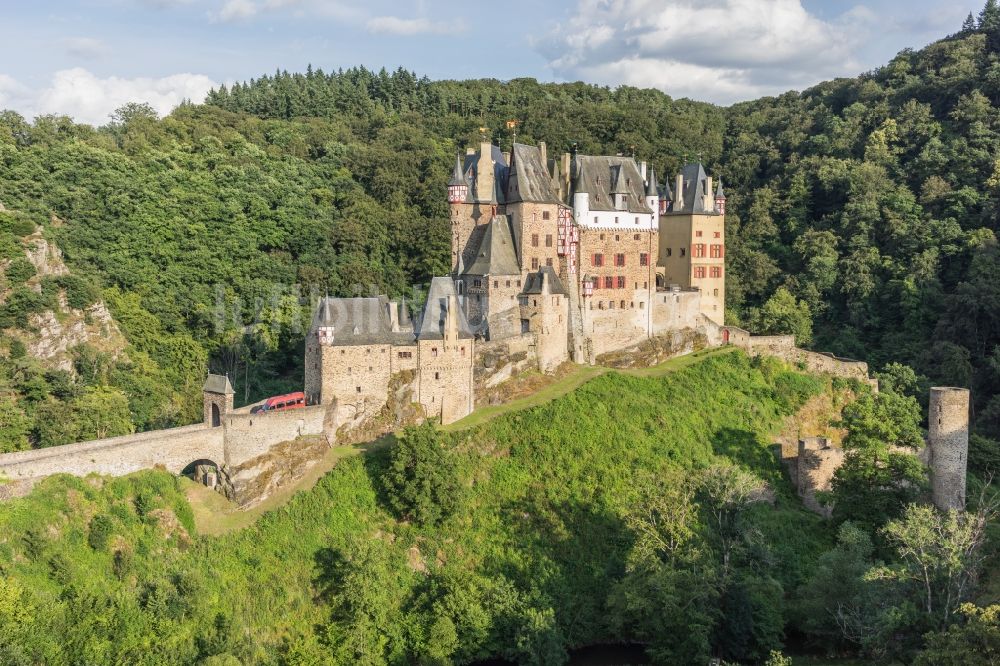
(2, 2), (1000, 663)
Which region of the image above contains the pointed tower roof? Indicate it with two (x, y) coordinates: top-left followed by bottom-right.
(416, 277), (474, 340)
(715, 178), (726, 198)
(448, 153), (467, 187)
(645, 167), (658, 196)
(203, 373), (234, 395)
(672, 162), (712, 214)
(463, 215), (520, 276)
(660, 179), (674, 200)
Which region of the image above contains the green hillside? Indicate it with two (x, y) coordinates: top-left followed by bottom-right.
(0, 351), (835, 664)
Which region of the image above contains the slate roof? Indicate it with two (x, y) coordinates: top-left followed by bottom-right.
(312, 296), (414, 346)
(572, 155), (653, 214)
(506, 143), (561, 204)
(203, 373), (234, 395)
(522, 266), (568, 296)
(415, 277), (474, 340)
(660, 179), (674, 201)
(463, 215), (521, 277)
(716, 178), (726, 198)
(462, 144), (509, 205)
(672, 163), (715, 214)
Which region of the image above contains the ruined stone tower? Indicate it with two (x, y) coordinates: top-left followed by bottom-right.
(928, 387), (970, 511)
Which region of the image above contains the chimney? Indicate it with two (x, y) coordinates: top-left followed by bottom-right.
(675, 173), (684, 210)
(639, 161), (647, 181)
(466, 147), (475, 155)
(387, 301), (399, 332)
(446, 294), (459, 341)
(539, 141), (547, 166)
(502, 151), (511, 166)
(705, 176), (713, 210)
(476, 142), (495, 202)
(562, 152), (572, 198)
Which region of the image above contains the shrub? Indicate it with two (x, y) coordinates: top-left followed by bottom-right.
(382, 422), (462, 526)
(4, 257), (36, 285)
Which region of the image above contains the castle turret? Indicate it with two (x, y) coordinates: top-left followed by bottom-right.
(203, 373), (234, 428)
(928, 387), (970, 511)
(660, 180), (673, 214)
(644, 166), (659, 214)
(611, 165), (629, 211)
(447, 153), (469, 204)
(715, 179), (727, 216)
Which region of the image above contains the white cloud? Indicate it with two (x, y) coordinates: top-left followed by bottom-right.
(218, 0), (258, 21)
(366, 15), (466, 35)
(62, 37), (110, 59)
(539, 0), (877, 104)
(0, 68), (217, 126)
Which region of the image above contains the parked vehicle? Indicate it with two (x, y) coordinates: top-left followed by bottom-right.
(251, 391), (306, 414)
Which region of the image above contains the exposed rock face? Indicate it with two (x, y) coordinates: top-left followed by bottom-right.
(24, 235), (69, 276)
(26, 301), (127, 371)
(4, 230), (128, 372)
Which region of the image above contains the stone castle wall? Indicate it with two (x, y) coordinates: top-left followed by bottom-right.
(724, 328), (872, 384)
(794, 437), (844, 517)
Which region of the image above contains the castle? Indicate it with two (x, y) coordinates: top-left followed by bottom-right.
(0, 142), (972, 515)
(306, 142), (728, 425)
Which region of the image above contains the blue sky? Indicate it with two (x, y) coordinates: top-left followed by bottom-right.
(0, 0), (985, 125)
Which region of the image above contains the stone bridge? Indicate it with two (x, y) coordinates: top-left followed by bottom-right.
(0, 375), (335, 499)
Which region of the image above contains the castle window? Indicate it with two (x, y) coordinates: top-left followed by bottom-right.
(680, 248), (686, 257)
(356, 386), (361, 393)
(604, 276), (614, 289)
(640, 252), (648, 266)
(696, 230), (703, 237)
(397, 351), (412, 359)
(615, 216), (619, 224)
(506, 280), (511, 287)
(546, 258), (553, 267)
(461, 346), (466, 356)
(531, 258), (539, 270)
(517, 280), (521, 287)
(543, 211), (551, 220)
(714, 231), (721, 238)
(592, 253), (604, 267)
(694, 266), (707, 279)
(635, 217), (639, 225)
(617, 276), (625, 289)
(710, 266), (722, 278)
(435, 372), (440, 380)
(533, 299), (538, 306)
(368, 366), (373, 371)
(615, 235), (620, 241)
(639, 302), (645, 309)
(609, 301), (615, 309)
(644, 281), (648, 289)
(713, 288), (719, 296)
(474, 279), (482, 288)
(633, 234), (640, 240)
(594, 216), (598, 224)
(545, 234), (553, 247)
(532, 233), (539, 247)
(614, 253), (625, 267)
(600, 233), (605, 240)
(666, 248), (672, 257)
(432, 347), (438, 357)
(340, 349), (345, 355)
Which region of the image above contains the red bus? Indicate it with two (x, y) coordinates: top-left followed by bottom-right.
(254, 391), (306, 414)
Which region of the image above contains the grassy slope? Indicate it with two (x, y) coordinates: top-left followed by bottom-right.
(0, 350), (836, 662)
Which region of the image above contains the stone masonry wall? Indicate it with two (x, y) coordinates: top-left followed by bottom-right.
(223, 404), (330, 466)
(795, 437), (844, 517)
(0, 424), (225, 492)
(723, 328), (873, 384)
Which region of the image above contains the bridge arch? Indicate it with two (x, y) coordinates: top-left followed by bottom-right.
(181, 458), (223, 488)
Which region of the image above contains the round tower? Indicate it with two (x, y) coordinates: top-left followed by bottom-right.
(928, 387), (970, 511)
(714, 179), (727, 216)
(447, 153), (469, 204)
